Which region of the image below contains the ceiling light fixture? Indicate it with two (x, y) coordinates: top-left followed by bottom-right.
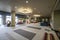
(34, 8), (36, 10)
(26, 1), (29, 3)
(17, 7), (33, 14)
(15, 6), (17, 9)
(33, 15), (40, 17)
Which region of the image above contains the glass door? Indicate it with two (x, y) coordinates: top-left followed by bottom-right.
(6, 15), (18, 24)
(6, 15), (11, 23)
(0, 15), (2, 25)
(15, 16), (18, 24)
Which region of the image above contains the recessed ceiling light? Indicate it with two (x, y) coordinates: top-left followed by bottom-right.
(34, 8), (36, 10)
(38, 12), (40, 13)
(15, 6), (17, 9)
(26, 1), (29, 3)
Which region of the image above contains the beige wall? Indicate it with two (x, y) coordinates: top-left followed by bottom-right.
(54, 10), (60, 30)
(50, 12), (54, 29)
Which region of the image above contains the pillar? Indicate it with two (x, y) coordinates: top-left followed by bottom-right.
(11, 11), (15, 26)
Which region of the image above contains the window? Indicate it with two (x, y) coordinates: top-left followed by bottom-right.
(6, 16), (11, 23)
(6, 15), (18, 24)
(15, 16), (18, 24)
(0, 15), (2, 25)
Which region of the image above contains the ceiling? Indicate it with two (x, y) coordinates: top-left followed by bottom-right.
(0, 0), (59, 16)
(55, 0), (60, 10)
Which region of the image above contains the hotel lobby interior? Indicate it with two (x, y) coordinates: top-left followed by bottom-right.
(0, 0), (60, 40)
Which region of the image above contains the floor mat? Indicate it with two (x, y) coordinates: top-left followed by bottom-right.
(14, 29), (36, 40)
(27, 26), (41, 30)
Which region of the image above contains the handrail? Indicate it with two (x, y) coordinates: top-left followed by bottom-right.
(51, 29), (60, 39)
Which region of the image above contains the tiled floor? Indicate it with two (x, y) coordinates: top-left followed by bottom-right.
(0, 23), (59, 40)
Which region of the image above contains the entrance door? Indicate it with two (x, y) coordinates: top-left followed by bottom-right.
(6, 16), (18, 24)
(6, 15), (11, 23)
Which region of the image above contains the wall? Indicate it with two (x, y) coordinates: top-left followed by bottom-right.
(50, 12), (54, 29)
(54, 10), (60, 30)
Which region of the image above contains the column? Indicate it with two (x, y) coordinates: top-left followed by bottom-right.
(11, 11), (15, 26)
(2, 15), (6, 25)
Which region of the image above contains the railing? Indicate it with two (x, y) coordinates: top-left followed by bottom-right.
(52, 29), (60, 39)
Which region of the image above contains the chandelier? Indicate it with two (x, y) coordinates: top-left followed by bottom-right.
(17, 7), (33, 14)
